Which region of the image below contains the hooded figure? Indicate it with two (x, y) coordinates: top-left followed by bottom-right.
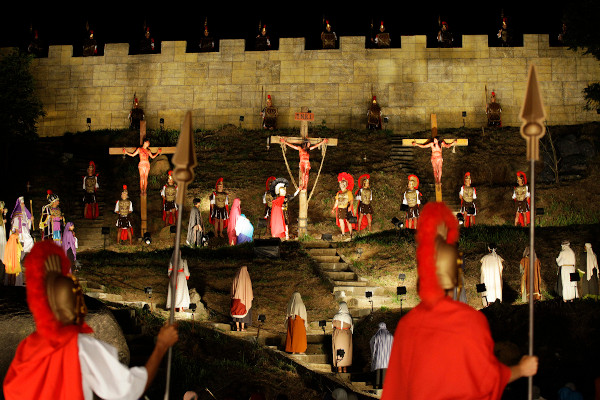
(520, 246), (542, 301)
(62, 222), (78, 268)
(556, 241), (577, 301)
(227, 198), (241, 245)
(381, 202), (538, 400)
(166, 250), (190, 311)
(230, 266), (253, 331)
(10, 197), (34, 253)
(369, 322), (394, 389)
(584, 243), (599, 296)
(332, 301), (353, 372)
(285, 292), (307, 354)
(480, 244), (504, 304)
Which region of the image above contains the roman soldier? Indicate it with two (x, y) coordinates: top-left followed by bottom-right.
(82, 27), (98, 56)
(161, 170), (178, 226)
(486, 91), (502, 127)
(512, 171), (530, 227)
(321, 20), (337, 49)
(367, 96), (383, 130)
(261, 95), (278, 130)
(497, 17), (511, 47)
(355, 174), (373, 232)
(374, 21), (391, 48)
(332, 172), (355, 238)
(139, 26), (155, 53)
(402, 175), (421, 230)
(459, 172), (476, 227)
(128, 94), (145, 131)
(437, 21), (453, 48)
(209, 178), (229, 238)
(83, 161), (99, 219)
(255, 24), (271, 51)
(199, 18), (215, 52)
(40, 191), (64, 244)
(114, 185), (133, 244)
(270, 178), (299, 240)
(27, 29), (45, 57)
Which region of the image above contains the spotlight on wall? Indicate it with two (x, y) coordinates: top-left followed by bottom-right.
(86, 117), (91, 130)
(383, 116), (389, 123)
(462, 111), (467, 117)
(159, 118), (164, 130)
(239, 116), (244, 121)
(143, 232), (152, 245)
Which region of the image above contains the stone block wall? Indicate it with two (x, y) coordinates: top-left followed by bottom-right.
(5, 34), (599, 136)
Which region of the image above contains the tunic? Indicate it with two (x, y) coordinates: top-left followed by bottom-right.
(520, 257), (542, 301)
(285, 316), (307, 353)
(370, 323), (394, 371)
(584, 244), (599, 296)
(381, 297), (511, 400)
(332, 303), (353, 368)
(402, 189), (421, 219)
(166, 259), (191, 309)
(459, 186), (477, 215)
(0, 210), (6, 261)
(186, 207), (203, 246)
(556, 244), (578, 301)
(480, 250), (504, 303)
(270, 196), (287, 239)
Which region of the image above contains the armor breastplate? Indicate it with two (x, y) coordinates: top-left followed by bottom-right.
(164, 184), (177, 201)
(368, 109), (380, 124)
(265, 192), (273, 208)
(337, 191), (350, 208)
(118, 200), (131, 217)
(360, 189), (372, 205)
(405, 190), (418, 207)
(85, 176), (97, 193)
(50, 207), (62, 218)
(322, 33), (336, 48)
(515, 186), (527, 201)
(376, 33), (390, 47)
(264, 107), (277, 118)
(488, 103), (501, 116)
(462, 186), (474, 202)
(215, 192), (227, 208)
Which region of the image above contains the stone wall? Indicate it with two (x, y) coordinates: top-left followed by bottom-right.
(7, 34), (600, 136)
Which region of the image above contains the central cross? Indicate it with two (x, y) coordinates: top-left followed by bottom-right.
(270, 106), (338, 237)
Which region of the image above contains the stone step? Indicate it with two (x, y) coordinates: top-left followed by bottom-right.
(302, 241), (337, 249)
(323, 271), (357, 281)
(86, 292), (124, 302)
(333, 280), (367, 287)
(319, 263), (351, 272)
(334, 286), (387, 297)
(306, 248), (339, 257)
(346, 296), (392, 309)
(314, 255), (342, 263)
(289, 353), (328, 364)
(307, 363), (333, 373)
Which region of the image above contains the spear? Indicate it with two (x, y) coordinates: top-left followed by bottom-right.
(519, 64), (546, 400)
(164, 111), (197, 400)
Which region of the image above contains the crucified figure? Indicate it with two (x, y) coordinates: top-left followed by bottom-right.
(280, 137), (328, 190)
(412, 137), (456, 185)
(123, 139), (161, 195)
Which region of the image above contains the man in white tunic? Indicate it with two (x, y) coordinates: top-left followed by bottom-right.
(556, 240), (578, 302)
(166, 251), (190, 311)
(3, 240), (178, 400)
(480, 243), (504, 305)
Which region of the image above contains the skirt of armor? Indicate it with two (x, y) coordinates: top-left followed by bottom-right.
(116, 216), (132, 228)
(83, 192), (96, 204)
(460, 201), (476, 216)
(164, 200), (176, 212)
(211, 206), (229, 220)
(337, 207), (348, 220)
(264, 117), (276, 129)
(407, 206), (420, 219)
(516, 200), (529, 213)
(358, 203), (373, 215)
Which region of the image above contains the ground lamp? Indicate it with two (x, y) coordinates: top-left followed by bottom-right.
(256, 314), (266, 341)
(322, 233), (333, 241)
(391, 216), (404, 229)
(397, 273), (407, 315)
(476, 283), (488, 307)
(239, 115), (244, 129)
(189, 303), (197, 329)
(101, 226), (110, 250)
(356, 247), (363, 259)
(170, 225), (177, 234)
(143, 232), (151, 245)
(319, 320), (326, 335)
(160, 118), (164, 130)
(456, 213), (464, 225)
(86, 117), (91, 130)
(366, 290), (373, 314)
(144, 286), (153, 311)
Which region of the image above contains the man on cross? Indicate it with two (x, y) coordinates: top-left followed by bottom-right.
(123, 139), (162, 195)
(280, 137), (328, 190)
(413, 137), (456, 186)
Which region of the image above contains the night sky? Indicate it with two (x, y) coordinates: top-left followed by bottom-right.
(0, 2), (565, 49)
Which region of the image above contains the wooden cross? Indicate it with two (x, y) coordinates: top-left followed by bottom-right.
(108, 145), (177, 235)
(270, 106), (338, 238)
(402, 114), (468, 201)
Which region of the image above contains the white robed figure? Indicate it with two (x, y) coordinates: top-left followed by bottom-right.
(166, 251), (190, 311)
(480, 244), (504, 304)
(10, 197), (34, 253)
(235, 214), (254, 244)
(557, 240), (578, 301)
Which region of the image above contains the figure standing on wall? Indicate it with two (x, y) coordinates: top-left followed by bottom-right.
(412, 137), (456, 189)
(40, 191), (64, 245)
(367, 96), (383, 130)
(497, 17), (511, 47)
(402, 174), (421, 230)
(280, 137), (328, 191)
(437, 21), (454, 48)
(459, 172), (476, 228)
(83, 161), (100, 219)
(199, 18), (215, 52)
(161, 170), (178, 226)
(114, 185), (133, 245)
(373, 21), (391, 48)
(209, 178), (229, 238)
(261, 95), (278, 130)
(486, 91), (502, 127)
(128, 94), (145, 131)
(83, 21), (98, 57)
(255, 24), (271, 51)
(139, 26), (155, 54)
(27, 28), (45, 57)
(123, 139), (161, 195)
(321, 20), (337, 49)
(512, 171), (530, 227)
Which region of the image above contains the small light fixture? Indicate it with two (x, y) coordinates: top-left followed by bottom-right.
(456, 213), (465, 225)
(258, 314), (266, 323)
(383, 116), (389, 123)
(86, 117), (91, 130)
(189, 303), (197, 312)
(160, 118), (164, 129)
(391, 216), (404, 229)
(356, 248), (363, 259)
(143, 232), (152, 245)
(144, 286), (153, 297)
(170, 225), (177, 234)
(536, 207), (545, 215)
(397, 286), (407, 295)
(322, 233), (333, 241)
(319, 320), (326, 334)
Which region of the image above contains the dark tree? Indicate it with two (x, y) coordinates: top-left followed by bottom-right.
(562, 0), (600, 109)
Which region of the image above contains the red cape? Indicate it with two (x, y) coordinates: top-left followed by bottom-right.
(270, 196), (286, 238)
